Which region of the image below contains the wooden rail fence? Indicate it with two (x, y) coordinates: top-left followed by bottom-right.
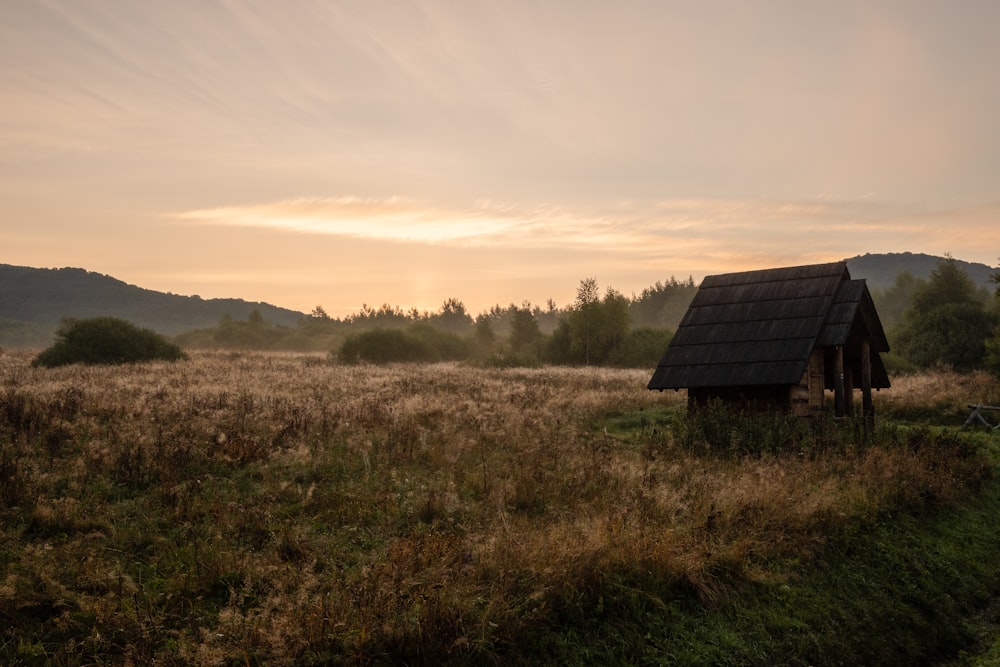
(964, 404), (1000, 430)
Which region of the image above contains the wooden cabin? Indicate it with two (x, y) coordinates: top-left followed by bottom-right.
(647, 262), (890, 417)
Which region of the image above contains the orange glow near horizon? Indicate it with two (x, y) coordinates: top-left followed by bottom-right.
(2, 3), (999, 316)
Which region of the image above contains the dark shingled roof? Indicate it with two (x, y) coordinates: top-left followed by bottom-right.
(648, 261), (890, 390)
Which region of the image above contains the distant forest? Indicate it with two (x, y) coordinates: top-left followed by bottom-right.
(168, 257), (1000, 373)
(172, 275), (697, 368)
(3, 254), (999, 373)
(0, 263), (697, 351)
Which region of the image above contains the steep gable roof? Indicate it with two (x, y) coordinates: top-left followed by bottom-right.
(817, 279), (889, 351)
(648, 261), (888, 390)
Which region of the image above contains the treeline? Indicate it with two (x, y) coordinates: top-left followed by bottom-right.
(169, 257), (1000, 375)
(173, 276), (697, 368)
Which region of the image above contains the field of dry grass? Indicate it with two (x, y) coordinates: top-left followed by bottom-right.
(1, 350), (998, 664)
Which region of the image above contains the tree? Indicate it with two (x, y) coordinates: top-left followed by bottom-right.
(351, 304), (409, 329)
(606, 327), (674, 368)
(567, 278), (603, 365)
(895, 256), (997, 370)
(534, 298), (561, 334)
(985, 259), (1000, 377)
(564, 279), (631, 365)
(601, 287), (630, 357)
(509, 303), (541, 353)
(32, 317), (186, 367)
(629, 275), (698, 329)
(871, 271), (923, 331)
(908, 256), (979, 314)
(542, 320), (574, 365)
(473, 313), (496, 349)
(430, 298), (474, 334)
(310, 305), (331, 320)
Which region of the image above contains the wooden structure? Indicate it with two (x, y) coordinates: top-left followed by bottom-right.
(647, 262), (890, 417)
(964, 405), (1000, 430)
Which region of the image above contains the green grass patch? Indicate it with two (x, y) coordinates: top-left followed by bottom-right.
(508, 471), (1000, 665)
(599, 405), (679, 439)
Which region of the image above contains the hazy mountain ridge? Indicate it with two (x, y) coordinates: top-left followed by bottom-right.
(0, 264), (304, 346)
(1, 253), (995, 348)
(845, 252), (996, 291)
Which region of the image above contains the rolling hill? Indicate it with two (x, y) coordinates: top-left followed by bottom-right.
(845, 252), (996, 291)
(0, 264), (305, 347)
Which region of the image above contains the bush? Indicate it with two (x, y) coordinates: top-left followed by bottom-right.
(31, 317), (187, 368)
(407, 324), (470, 361)
(895, 302), (997, 371)
(337, 326), (470, 364)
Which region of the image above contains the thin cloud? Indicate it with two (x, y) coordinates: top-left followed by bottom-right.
(174, 196), (636, 248)
(175, 197), (521, 245)
(172, 196), (1000, 267)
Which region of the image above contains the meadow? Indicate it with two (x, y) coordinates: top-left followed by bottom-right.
(2, 350), (1000, 665)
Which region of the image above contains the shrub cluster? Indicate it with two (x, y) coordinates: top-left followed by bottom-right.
(31, 317), (186, 368)
(335, 322), (673, 368)
(337, 324), (469, 364)
(168, 288), (680, 368)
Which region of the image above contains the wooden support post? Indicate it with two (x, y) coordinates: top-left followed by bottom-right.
(834, 346), (845, 417)
(861, 339), (873, 419)
(844, 367), (854, 417)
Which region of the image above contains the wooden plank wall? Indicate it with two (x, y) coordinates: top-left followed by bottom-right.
(808, 348), (825, 409)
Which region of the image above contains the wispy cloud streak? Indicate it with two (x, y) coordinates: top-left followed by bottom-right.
(174, 196), (1000, 264)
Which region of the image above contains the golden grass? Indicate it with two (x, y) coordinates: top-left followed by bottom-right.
(879, 368), (1000, 417)
(0, 350), (996, 664)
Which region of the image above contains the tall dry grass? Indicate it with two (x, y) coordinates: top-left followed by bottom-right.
(877, 368), (1000, 423)
(0, 350), (995, 664)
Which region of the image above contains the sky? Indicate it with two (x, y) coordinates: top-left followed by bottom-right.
(2, 1), (999, 317)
